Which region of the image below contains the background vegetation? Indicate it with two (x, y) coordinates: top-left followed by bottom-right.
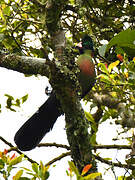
(0, 0), (135, 179)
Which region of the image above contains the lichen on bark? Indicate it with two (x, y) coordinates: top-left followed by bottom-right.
(47, 30), (97, 173)
(0, 54), (50, 77)
(45, 0), (68, 34)
(44, 1), (98, 174)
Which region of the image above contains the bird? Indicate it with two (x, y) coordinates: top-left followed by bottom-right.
(14, 35), (96, 151)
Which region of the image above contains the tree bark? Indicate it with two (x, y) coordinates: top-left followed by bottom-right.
(0, 54), (50, 77)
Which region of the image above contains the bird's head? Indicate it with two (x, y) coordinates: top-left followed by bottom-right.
(82, 35), (94, 51)
(75, 35), (94, 55)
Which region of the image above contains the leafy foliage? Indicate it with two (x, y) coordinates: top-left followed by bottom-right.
(0, 149), (50, 180)
(0, 149), (24, 179)
(106, 29), (135, 58)
(0, 0), (135, 179)
(67, 161), (101, 180)
(5, 94), (28, 111)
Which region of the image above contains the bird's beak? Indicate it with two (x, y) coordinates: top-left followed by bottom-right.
(76, 42), (82, 48)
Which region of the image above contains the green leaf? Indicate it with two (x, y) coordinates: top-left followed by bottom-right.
(3, 6), (11, 16)
(120, 43), (135, 57)
(106, 29), (135, 57)
(38, 161), (50, 179)
(5, 94), (14, 100)
(9, 154), (24, 166)
(7, 165), (13, 174)
(106, 29), (135, 50)
(5, 94), (17, 111)
(120, 63), (126, 73)
(32, 163), (38, 174)
(44, 171), (50, 179)
(21, 167), (32, 172)
(66, 170), (69, 176)
(15, 99), (20, 107)
(68, 161), (79, 177)
(85, 111), (94, 123)
(98, 74), (112, 85)
(85, 111), (97, 132)
(103, 157), (112, 161)
(101, 111), (110, 123)
(21, 94), (28, 104)
(98, 63), (109, 74)
(13, 170), (23, 180)
(84, 172), (101, 180)
(19, 177), (31, 180)
(90, 133), (97, 145)
(26, 172), (38, 177)
(108, 60), (120, 73)
(0, 159), (5, 169)
(98, 44), (107, 57)
(69, 0), (75, 5)
(5, 94), (14, 107)
(118, 176), (125, 180)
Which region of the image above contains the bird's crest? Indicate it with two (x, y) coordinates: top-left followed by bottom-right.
(82, 35), (94, 51)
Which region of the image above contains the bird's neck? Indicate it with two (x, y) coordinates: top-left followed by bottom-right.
(84, 49), (92, 56)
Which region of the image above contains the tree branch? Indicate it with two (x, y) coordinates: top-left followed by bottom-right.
(92, 92), (135, 128)
(38, 142), (131, 150)
(94, 144), (131, 150)
(37, 142), (70, 150)
(0, 136), (37, 164)
(0, 135), (133, 170)
(0, 54), (50, 77)
(45, 152), (71, 166)
(0, 136), (71, 166)
(95, 155), (135, 170)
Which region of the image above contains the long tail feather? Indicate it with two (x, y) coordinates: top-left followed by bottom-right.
(14, 92), (61, 151)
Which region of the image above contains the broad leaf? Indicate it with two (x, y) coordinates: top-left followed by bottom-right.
(32, 163), (38, 174)
(98, 44), (107, 57)
(108, 60), (120, 73)
(84, 172), (101, 180)
(106, 29), (135, 57)
(9, 154), (24, 166)
(13, 170), (23, 180)
(68, 161), (79, 177)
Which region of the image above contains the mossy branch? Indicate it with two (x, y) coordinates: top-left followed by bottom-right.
(0, 54), (50, 77)
(92, 92), (135, 127)
(48, 31), (97, 174)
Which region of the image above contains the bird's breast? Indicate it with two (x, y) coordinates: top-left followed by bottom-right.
(79, 58), (95, 76)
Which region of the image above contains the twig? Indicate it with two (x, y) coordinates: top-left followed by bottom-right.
(93, 144), (131, 150)
(38, 143), (131, 150)
(45, 152), (71, 166)
(94, 155), (135, 170)
(0, 136), (133, 169)
(37, 142), (70, 150)
(0, 136), (13, 148)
